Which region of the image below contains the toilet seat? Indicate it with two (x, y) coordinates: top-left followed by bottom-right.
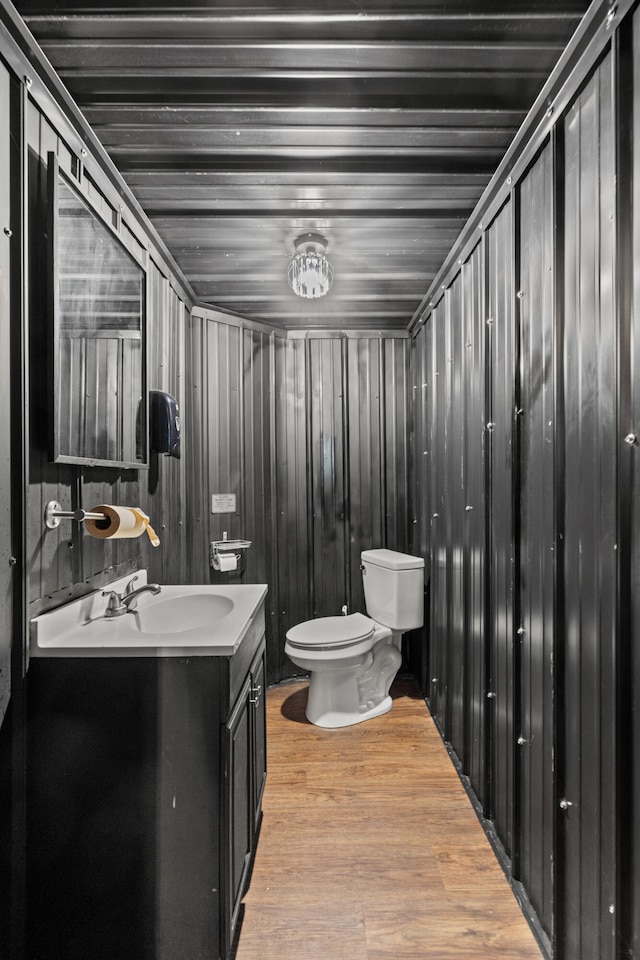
(286, 612), (375, 650)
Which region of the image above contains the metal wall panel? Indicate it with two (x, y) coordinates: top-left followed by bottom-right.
(183, 311), (209, 584)
(274, 336), (312, 681)
(561, 53), (618, 960)
(445, 278), (467, 757)
(0, 62), (12, 724)
(145, 262), (187, 587)
(276, 333), (410, 681)
(518, 142), (556, 942)
(410, 13), (639, 958)
(184, 323), (410, 684)
(417, 246), (487, 788)
(486, 198), (515, 852)
(428, 300), (449, 725)
(26, 104), (190, 615)
(631, 14), (640, 957)
(309, 338), (347, 618)
(346, 336), (384, 614)
(383, 337), (410, 556)
(461, 243), (487, 802)
(408, 325), (430, 692)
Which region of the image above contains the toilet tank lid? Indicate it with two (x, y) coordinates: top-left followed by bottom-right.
(361, 548), (424, 571)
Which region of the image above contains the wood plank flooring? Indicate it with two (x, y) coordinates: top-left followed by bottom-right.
(235, 679), (544, 960)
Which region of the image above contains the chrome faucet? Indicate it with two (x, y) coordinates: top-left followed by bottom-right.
(121, 582), (161, 611)
(102, 577), (161, 617)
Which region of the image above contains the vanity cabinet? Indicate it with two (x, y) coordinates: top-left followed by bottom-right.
(223, 641), (266, 958)
(25, 606), (266, 960)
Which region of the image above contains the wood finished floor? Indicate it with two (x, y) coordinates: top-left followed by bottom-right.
(235, 679), (544, 960)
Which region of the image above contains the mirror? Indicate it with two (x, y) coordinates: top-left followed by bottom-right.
(48, 153), (148, 468)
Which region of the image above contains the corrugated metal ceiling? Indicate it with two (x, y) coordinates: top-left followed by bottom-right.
(13, 1), (591, 330)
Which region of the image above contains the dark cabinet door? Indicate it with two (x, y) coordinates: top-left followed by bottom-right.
(223, 673), (253, 958)
(250, 650), (267, 835)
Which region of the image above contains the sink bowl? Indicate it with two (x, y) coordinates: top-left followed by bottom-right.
(131, 592), (234, 634)
(30, 572), (268, 658)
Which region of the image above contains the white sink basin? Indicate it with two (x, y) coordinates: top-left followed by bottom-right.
(129, 592), (235, 635)
(30, 572), (268, 658)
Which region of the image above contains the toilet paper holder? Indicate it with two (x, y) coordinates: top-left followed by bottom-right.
(210, 533), (251, 571)
(45, 500), (107, 530)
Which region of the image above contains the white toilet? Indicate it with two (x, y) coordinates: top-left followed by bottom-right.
(285, 548), (424, 728)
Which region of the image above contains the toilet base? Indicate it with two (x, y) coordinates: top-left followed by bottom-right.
(301, 637), (401, 728)
(306, 691), (393, 729)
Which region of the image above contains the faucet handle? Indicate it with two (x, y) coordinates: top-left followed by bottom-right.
(102, 590), (125, 617)
(124, 575), (139, 596)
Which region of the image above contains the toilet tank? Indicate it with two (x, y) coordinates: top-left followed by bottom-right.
(361, 549), (424, 630)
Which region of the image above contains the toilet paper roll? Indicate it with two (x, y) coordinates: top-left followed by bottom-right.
(85, 505), (148, 541)
(217, 552), (238, 572)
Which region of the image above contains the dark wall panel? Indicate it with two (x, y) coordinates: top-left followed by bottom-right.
(186, 326), (411, 684)
(184, 312), (279, 679)
(274, 336), (311, 680)
(461, 244), (487, 802)
(518, 142), (556, 941)
(0, 61), (12, 724)
(632, 12), (640, 957)
(441, 280), (465, 756)
(309, 338), (347, 617)
(409, 323), (430, 692)
(486, 198), (516, 852)
(428, 301), (449, 726)
(26, 105), (190, 618)
(561, 53), (618, 960)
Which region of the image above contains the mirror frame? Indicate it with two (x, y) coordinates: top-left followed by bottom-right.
(47, 152), (149, 469)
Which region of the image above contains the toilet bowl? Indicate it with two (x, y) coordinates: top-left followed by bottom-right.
(285, 549), (424, 728)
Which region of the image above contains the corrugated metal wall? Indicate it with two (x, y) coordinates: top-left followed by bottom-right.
(0, 60), (13, 724)
(518, 141), (556, 938)
(185, 321), (411, 683)
(562, 52), (618, 960)
(183, 310), (279, 673)
(27, 104), (189, 616)
(410, 9), (640, 958)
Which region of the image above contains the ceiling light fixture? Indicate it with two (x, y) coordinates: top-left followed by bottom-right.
(287, 232), (334, 299)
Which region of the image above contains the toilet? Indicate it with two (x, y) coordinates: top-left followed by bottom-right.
(285, 548), (424, 728)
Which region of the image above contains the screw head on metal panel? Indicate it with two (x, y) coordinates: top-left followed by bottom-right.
(559, 798), (573, 810)
(517, 736), (527, 745)
(81, 147), (88, 158)
(506, 175), (512, 186)
(486, 422), (495, 431)
(465, 505), (473, 512)
(606, 4), (617, 29)
(432, 512), (439, 519)
(609, 904), (615, 915)
(24, 76), (32, 89)
(4, 227), (12, 237)
(517, 290), (525, 299)
(517, 626), (525, 635)
(546, 106), (554, 119)
(487, 691), (496, 699)
(624, 433), (637, 446)
(431, 677), (438, 684)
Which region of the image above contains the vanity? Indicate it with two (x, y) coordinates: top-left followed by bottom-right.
(26, 575), (268, 960)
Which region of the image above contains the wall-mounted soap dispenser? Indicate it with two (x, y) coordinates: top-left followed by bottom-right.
(150, 390), (181, 459)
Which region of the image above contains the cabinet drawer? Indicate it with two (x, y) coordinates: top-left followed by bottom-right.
(228, 605), (265, 706)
